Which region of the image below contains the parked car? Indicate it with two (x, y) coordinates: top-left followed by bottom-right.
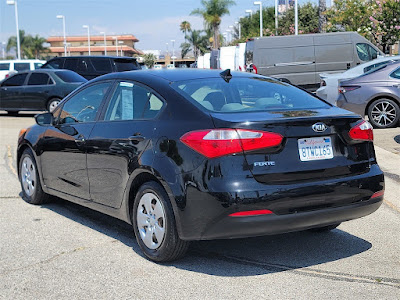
(41, 56), (140, 80)
(0, 69), (87, 114)
(18, 69), (384, 262)
(153, 64), (162, 70)
(246, 32), (384, 90)
(166, 64), (176, 69)
(337, 61), (400, 128)
(317, 56), (400, 104)
(0, 59), (46, 81)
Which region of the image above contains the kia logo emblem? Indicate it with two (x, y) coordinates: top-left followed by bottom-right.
(312, 122), (328, 132)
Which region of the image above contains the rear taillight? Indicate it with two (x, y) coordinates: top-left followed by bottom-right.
(338, 85), (360, 93)
(349, 120), (373, 141)
(371, 190), (384, 199)
(252, 64), (258, 74)
(180, 129), (283, 158)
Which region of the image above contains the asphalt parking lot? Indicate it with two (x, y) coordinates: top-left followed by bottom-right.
(1, 112), (399, 299)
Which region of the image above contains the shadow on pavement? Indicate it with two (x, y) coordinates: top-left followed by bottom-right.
(0, 112), (38, 118)
(40, 196), (372, 277)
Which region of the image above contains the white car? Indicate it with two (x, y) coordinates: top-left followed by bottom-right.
(0, 59), (46, 81)
(166, 64), (175, 69)
(153, 64), (162, 70)
(316, 56), (400, 104)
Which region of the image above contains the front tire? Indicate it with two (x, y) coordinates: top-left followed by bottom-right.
(368, 99), (399, 129)
(19, 148), (50, 205)
(47, 98), (61, 113)
(132, 181), (189, 262)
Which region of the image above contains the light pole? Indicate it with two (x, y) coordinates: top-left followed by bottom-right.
(235, 20), (242, 40)
(113, 37), (118, 56)
(166, 43), (169, 56)
(254, 2), (263, 37)
(226, 29), (232, 44)
(56, 15), (67, 56)
(82, 25), (90, 55)
(245, 9), (252, 17)
(295, 0), (298, 35)
(1, 42), (5, 59)
(100, 31), (107, 55)
(118, 41), (124, 56)
(275, 0), (279, 35)
(171, 39), (176, 65)
(6, 0), (21, 59)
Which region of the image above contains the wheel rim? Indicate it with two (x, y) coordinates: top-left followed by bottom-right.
(370, 101), (397, 127)
(48, 100), (60, 112)
(21, 156), (36, 197)
(136, 192), (166, 250)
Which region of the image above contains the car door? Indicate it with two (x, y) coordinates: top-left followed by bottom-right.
(23, 72), (54, 110)
(0, 73), (28, 110)
(40, 82), (113, 199)
(86, 81), (165, 208)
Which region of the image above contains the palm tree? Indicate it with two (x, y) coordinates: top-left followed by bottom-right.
(7, 29), (29, 58)
(191, 0), (236, 49)
(186, 30), (208, 60)
(6, 30), (48, 59)
(180, 21), (192, 43)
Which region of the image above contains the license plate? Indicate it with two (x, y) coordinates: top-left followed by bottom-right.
(298, 136), (334, 162)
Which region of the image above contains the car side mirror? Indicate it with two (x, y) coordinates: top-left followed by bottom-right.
(372, 52), (378, 60)
(35, 112), (54, 126)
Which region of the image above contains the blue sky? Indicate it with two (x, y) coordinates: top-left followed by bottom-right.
(0, 0), (325, 52)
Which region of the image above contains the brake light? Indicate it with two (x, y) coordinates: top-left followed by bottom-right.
(371, 190), (384, 199)
(252, 64), (258, 74)
(339, 86), (360, 93)
(229, 209), (274, 217)
(180, 129), (283, 158)
(349, 120), (373, 141)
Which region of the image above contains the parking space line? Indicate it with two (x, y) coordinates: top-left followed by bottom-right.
(6, 145), (17, 177)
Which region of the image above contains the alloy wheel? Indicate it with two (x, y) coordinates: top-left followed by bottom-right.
(21, 156), (36, 197)
(48, 100), (60, 112)
(370, 101), (397, 127)
(136, 192), (166, 250)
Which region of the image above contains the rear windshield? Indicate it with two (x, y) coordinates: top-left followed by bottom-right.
(113, 59), (139, 72)
(55, 71), (87, 83)
(171, 77), (330, 113)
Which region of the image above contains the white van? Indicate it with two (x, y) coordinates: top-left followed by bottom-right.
(219, 46), (236, 70)
(235, 43), (246, 71)
(203, 53), (211, 69)
(0, 59), (46, 81)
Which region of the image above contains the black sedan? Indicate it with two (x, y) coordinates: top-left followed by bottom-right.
(0, 69), (87, 114)
(17, 69), (384, 262)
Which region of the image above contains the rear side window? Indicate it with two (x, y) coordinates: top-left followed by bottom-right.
(28, 73), (52, 85)
(0, 63), (10, 71)
(91, 58), (112, 72)
(172, 77), (330, 113)
(42, 58), (64, 69)
(55, 71), (87, 83)
(64, 59), (79, 71)
(104, 81), (163, 121)
(77, 58), (90, 72)
(363, 61), (391, 73)
(390, 67), (400, 79)
(14, 63), (30, 71)
(2, 73), (28, 86)
(112, 59), (139, 72)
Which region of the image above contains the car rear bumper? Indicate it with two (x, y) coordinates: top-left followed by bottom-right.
(177, 164), (384, 240)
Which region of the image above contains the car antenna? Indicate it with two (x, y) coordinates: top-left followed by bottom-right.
(220, 69), (232, 83)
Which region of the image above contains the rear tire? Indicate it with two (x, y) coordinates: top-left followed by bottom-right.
(19, 148), (50, 205)
(309, 223), (341, 232)
(367, 99), (399, 129)
(47, 98), (61, 113)
(132, 181), (189, 262)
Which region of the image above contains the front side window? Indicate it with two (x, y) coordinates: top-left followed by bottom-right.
(104, 81), (164, 121)
(0, 63), (10, 71)
(1, 73), (28, 86)
(27, 73), (52, 85)
(390, 67), (400, 79)
(356, 43), (379, 62)
(14, 63), (30, 72)
(58, 82), (111, 124)
(172, 77), (330, 113)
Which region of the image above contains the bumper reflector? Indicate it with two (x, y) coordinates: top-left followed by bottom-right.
(229, 209), (274, 217)
(371, 190), (384, 199)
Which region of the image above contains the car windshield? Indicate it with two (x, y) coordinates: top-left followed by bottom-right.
(171, 77), (330, 113)
(55, 71), (87, 83)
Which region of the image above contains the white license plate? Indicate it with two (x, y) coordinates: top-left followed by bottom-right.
(298, 136), (334, 162)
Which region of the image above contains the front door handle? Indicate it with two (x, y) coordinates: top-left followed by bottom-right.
(393, 84), (400, 88)
(129, 133), (145, 143)
(74, 135), (86, 145)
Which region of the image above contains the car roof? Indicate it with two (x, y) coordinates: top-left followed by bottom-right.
(11, 69), (76, 75)
(0, 59), (46, 63)
(93, 69), (261, 83)
(49, 56), (137, 60)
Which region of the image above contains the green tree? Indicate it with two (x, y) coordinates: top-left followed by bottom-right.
(279, 3), (319, 35)
(234, 7), (276, 42)
(29, 35), (47, 59)
(191, 0), (236, 49)
(180, 21), (192, 43)
(143, 53), (157, 68)
(180, 42), (192, 58)
(6, 30), (48, 59)
(318, 0), (327, 32)
(185, 30), (208, 59)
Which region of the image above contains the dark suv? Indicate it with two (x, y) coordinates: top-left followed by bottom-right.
(41, 56), (140, 80)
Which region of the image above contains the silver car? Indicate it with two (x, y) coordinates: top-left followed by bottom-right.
(337, 62), (400, 128)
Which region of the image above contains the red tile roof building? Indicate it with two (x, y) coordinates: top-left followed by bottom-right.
(47, 34), (142, 57)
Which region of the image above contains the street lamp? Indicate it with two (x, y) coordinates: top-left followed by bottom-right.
(235, 21), (241, 40)
(1, 42), (6, 59)
(82, 25), (90, 55)
(100, 31), (107, 55)
(254, 1), (263, 37)
(118, 41), (123, 56)
(229, 25), (234, 40)
(295, 0), (299, 35)
(226, 29), (232, 44)
(6, 0), (21, 59)
(171, 40), (176, 65)
(245, 9), (252, 17)
(56, 15), (67, 56)
(113, 36), (119, 56)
